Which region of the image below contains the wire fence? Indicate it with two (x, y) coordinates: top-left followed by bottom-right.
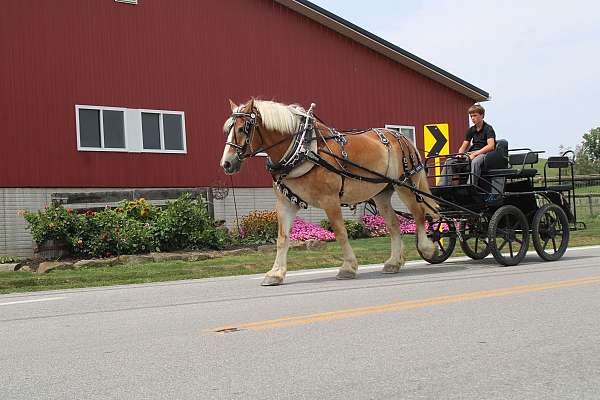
(535, 174), (600, 217)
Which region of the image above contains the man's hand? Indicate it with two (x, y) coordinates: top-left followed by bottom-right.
(468, 152), (478, 160)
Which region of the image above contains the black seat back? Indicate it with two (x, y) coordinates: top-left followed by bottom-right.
(546, 156), (572, 169)
(509, 152), (538, 166)
(483, 139), (509, 170)
(496, 139), (508, 158)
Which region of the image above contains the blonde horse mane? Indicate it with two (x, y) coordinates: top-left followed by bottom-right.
(254, 100), (307, 135)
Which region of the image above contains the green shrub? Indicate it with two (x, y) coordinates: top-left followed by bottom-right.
(22, 194), (230, 258)
(70, 209), (158, 258)
(345, 219), (367, 239)
(0, 255), (22, 264)
(153, 194), (229, 251)
(320, 219), (332, 231)
(22, 204), (82, 244)
(319, 218), (366, 239)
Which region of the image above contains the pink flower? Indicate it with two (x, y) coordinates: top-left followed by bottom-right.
(290, 218), (335, 241)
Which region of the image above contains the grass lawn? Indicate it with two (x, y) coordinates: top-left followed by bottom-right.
(1, 217), (599, 295)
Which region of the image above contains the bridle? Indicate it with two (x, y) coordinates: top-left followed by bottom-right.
(225, 108), (295, 163)
(225, 109), (260, 161)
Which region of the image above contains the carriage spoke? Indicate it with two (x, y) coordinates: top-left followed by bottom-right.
(498, 239), (508, 251)
(508, 241), (514, 258)
(438, 241), (446, 253)
(543, 237), (551, 250)
(515, 238), (523, 245)
(474, 237), (479, 252)
(552, 237), (557, 252)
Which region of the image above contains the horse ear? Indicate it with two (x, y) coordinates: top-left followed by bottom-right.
(228, 99), (238, 111)
(243, 98), (254, 113)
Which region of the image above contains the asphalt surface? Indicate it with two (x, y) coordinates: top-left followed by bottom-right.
(2, 246), (600, 400)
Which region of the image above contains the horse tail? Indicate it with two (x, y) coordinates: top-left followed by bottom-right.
(412, 169), (439, 218)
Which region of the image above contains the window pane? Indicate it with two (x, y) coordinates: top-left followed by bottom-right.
(163, 113), (183, 150)
(142, 112), (161, 149)
(103, 110), (125, 148)
(401, 128), (415, 143)
(79, 109), (101, 147)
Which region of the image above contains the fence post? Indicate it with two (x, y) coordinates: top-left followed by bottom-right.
(588, 194), (594, 216)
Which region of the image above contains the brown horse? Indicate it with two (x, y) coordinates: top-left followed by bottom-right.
(220, 99), (438, 286)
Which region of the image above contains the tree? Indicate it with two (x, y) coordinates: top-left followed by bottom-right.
(574, 144), (599, 175)
(582, 127), (600, 164)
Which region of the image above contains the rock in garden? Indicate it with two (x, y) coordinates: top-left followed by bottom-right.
(305, 239), (326, 251)
(182, 252), (213, 262)
(289, 241), (306, 249)
(73, 258), (118, 269)
(18, 265), (33, 273)
(37, 261), (75, 274)
(151, 252), (187, 262)
(0, 263), (21, 272)
(257, 244), (277, 253)
(222, 248), (257, 256)
(117, 255), (154, 265)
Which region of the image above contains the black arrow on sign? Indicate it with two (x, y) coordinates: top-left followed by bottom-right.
(425, 125), (448, 156)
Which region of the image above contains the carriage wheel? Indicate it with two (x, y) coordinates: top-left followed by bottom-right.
(488, 205), (530, 266)
(459, 217), (490, 260)
(532, 204), (570, 261)
(418, 219), (456, 264)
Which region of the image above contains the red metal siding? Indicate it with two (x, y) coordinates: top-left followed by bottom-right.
(1, 0), (473, 188)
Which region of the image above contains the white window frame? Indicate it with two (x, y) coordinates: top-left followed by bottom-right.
(75, 105), (187, 154)
(76, 105), (128, 152)
(139, 108), (187, 154)
(385, 124), (416, 144)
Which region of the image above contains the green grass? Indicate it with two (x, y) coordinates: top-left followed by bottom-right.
(1, 217), (599, 295)
(575, 185), (600, 194)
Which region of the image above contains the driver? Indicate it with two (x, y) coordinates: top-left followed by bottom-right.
(439, 103), (496, 186)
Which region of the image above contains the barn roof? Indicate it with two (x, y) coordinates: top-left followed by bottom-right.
(275, 0), (490, 102)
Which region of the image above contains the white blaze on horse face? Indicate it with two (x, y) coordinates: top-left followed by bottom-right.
(220, 123), (236, 169)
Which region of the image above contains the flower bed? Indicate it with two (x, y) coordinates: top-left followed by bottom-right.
(290, 218), (335, 241)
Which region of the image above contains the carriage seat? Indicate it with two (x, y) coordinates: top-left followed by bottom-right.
(542, 156), (575, 192)
(484, 150), (538, 179)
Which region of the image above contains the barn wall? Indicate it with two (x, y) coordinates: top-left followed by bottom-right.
(1, 0), (473, 189)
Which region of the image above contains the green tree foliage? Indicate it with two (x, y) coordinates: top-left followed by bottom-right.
(582, 127), (600, 165)
(574, 144), (599, 175)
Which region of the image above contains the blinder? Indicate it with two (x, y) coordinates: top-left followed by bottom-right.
(225, 110), (258, 160)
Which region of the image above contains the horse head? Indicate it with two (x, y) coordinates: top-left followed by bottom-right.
(220, 99), (261, 175)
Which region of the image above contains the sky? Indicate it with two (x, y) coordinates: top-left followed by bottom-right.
(310, 0), (600, 156)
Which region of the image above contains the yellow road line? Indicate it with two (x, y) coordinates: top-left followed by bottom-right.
(210, 276), (600, 332)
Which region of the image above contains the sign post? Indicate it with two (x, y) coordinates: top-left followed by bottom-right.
(424, 123), (450, 185)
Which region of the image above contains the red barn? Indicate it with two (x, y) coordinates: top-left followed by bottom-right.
(1, 0), (489, 256)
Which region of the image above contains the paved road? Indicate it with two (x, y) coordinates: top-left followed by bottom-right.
(2, 246), (600, 400)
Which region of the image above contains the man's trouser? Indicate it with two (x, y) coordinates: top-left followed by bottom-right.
(439, 154), (486, 186)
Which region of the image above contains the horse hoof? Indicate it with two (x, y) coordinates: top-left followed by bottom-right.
(336, 270), (356, 280)
(381, 264), (400, 274)
(261, 276), (283, 286)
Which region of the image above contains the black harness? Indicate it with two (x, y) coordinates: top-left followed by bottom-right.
(225, 109), (425, 210)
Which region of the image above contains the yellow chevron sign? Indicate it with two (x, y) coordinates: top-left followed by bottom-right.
(424, 123), (450, 184)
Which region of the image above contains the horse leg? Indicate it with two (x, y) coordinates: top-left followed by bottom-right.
(396, 187), (435, 258)
(261, 196), (299, 286)
(372, 189), (405, 274)
(324, 204), (359, 279)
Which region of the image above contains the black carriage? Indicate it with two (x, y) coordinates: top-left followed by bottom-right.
(417, 141), (581, 266)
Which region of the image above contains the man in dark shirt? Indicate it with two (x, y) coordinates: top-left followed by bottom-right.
(439, 103), (496, 186)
